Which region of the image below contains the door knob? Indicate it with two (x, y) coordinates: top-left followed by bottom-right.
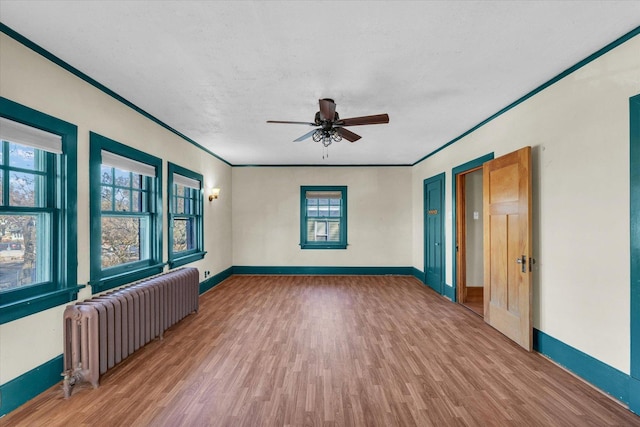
(516, 255), (526, 273)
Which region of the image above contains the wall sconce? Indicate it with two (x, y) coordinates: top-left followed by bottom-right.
(209, 188), (221, 202)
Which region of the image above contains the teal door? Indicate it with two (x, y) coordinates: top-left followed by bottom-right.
(424, 173), (445, 294)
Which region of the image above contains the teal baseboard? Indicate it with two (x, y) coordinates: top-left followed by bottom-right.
(200, 267), (233, 294)
(411, 267), (425, 283)
(533, 328), (630, 407)
(443, 283), (455, 300)
(0, 355), (63, 417)
(232, 266), (415, 276)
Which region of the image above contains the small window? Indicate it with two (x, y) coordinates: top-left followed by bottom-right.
(300, 186), (347, 249)
(168, 163), (205, 268)
(0, 99), (79, 324)
(89, 132), (163, 293)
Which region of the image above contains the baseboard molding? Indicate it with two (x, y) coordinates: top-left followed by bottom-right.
(533, 329), (630, 407)
(411, 267), (425, 283)
(465, 286), (483, 303)
(199, 267), (234, 294)
(232, 266), (415, 276)
(443, 283), (455, 301)
(0, 355), (63, 417)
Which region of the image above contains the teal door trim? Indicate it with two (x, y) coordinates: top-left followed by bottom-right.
(424, 173), (445, 294)
(451, 153), (494, 302)
(630, 94), (640, 413)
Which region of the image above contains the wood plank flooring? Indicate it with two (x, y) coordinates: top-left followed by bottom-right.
(2, 275), (638, 426)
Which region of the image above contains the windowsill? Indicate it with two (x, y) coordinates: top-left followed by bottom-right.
(300, 243), (348, 250)
(89, 262), (166, 293)
(168, 251), (207, 269)
(0, 285), (85, 324)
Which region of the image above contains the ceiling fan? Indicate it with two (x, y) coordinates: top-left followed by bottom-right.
(267, 98), (389, 146)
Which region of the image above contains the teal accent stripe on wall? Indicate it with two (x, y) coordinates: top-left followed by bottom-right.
(233, 266), (415, 276)
(0, 23), (231, 167)
(0, 355), (63, 417)
(533, 329), (629, 405)
(200, 267), (234, 294)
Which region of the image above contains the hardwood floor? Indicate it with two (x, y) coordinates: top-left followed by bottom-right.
(2, 275), (638, 426)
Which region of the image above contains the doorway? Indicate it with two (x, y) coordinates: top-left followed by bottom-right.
(456, 168), (484, 315)
(452, 153), (493, 313)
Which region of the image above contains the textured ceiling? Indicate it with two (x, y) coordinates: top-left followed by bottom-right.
(1, 1), (639, 165)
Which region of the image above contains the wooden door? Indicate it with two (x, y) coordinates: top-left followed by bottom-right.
(483, 146), (532, 350)
(424, 174), (445, 294)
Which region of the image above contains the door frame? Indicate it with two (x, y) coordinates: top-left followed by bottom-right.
(451, 153), (494, 302)
(423, 172), (445, 294)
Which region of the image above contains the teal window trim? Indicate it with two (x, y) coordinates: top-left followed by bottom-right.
(167, 162), (205, 268)
(0, 97), (78, 324)
(89, 132), (164, 293)
(300, 185), (347, 250)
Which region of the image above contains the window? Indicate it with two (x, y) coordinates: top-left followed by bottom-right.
(168, 163), (205, 268)
(300, 186), (347, 249)
(89, 132), (163, 293)
(0, 98), (79, 324)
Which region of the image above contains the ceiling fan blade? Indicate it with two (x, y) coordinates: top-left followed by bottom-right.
(267, 120), (316, 126)
(319, 98), (336, 121)
(293, 128), (319, 142)
(337, 127), (361, 143)
(336, 113), (389, 127)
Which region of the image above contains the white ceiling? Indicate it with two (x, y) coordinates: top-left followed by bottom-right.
(1, 1), (639, 165)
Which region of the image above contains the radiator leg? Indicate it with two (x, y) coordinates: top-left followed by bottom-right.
(62, 371), (82, 399)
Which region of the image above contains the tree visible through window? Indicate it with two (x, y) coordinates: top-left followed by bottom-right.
(0, 139), (51, 291)
(89, 132), (163, 293)
(0, 100), (78, 325)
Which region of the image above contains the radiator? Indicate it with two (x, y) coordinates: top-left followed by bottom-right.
(62, 267), (199, 398)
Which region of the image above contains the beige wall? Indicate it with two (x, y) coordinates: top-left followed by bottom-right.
(412, 35), (640, 373)
(232, 167), (412, 267)
(0, 34), (233, 384)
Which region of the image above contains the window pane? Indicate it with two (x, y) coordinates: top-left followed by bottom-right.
(0, 213), (50, 292)
(131, 173), (142, 189)
(101, 165), (113, 185)
(131, 190), (142, 212)
(114, 168), (130, 187)
(307, 203), (318, 217)
(101, 185), (113, 210)
(173, 217), (196, 253)
(176, 196), (185, 214)
(329, 204), (341, 217)
(318, 204), (329, 217)
(10, 172), (44, 207)
(101, 216), (149, 268)
(114, 188), (130, 211)
(0, 173), (3, 203)
(8, 142), (36, 170)
(328, 221), (340, 241)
